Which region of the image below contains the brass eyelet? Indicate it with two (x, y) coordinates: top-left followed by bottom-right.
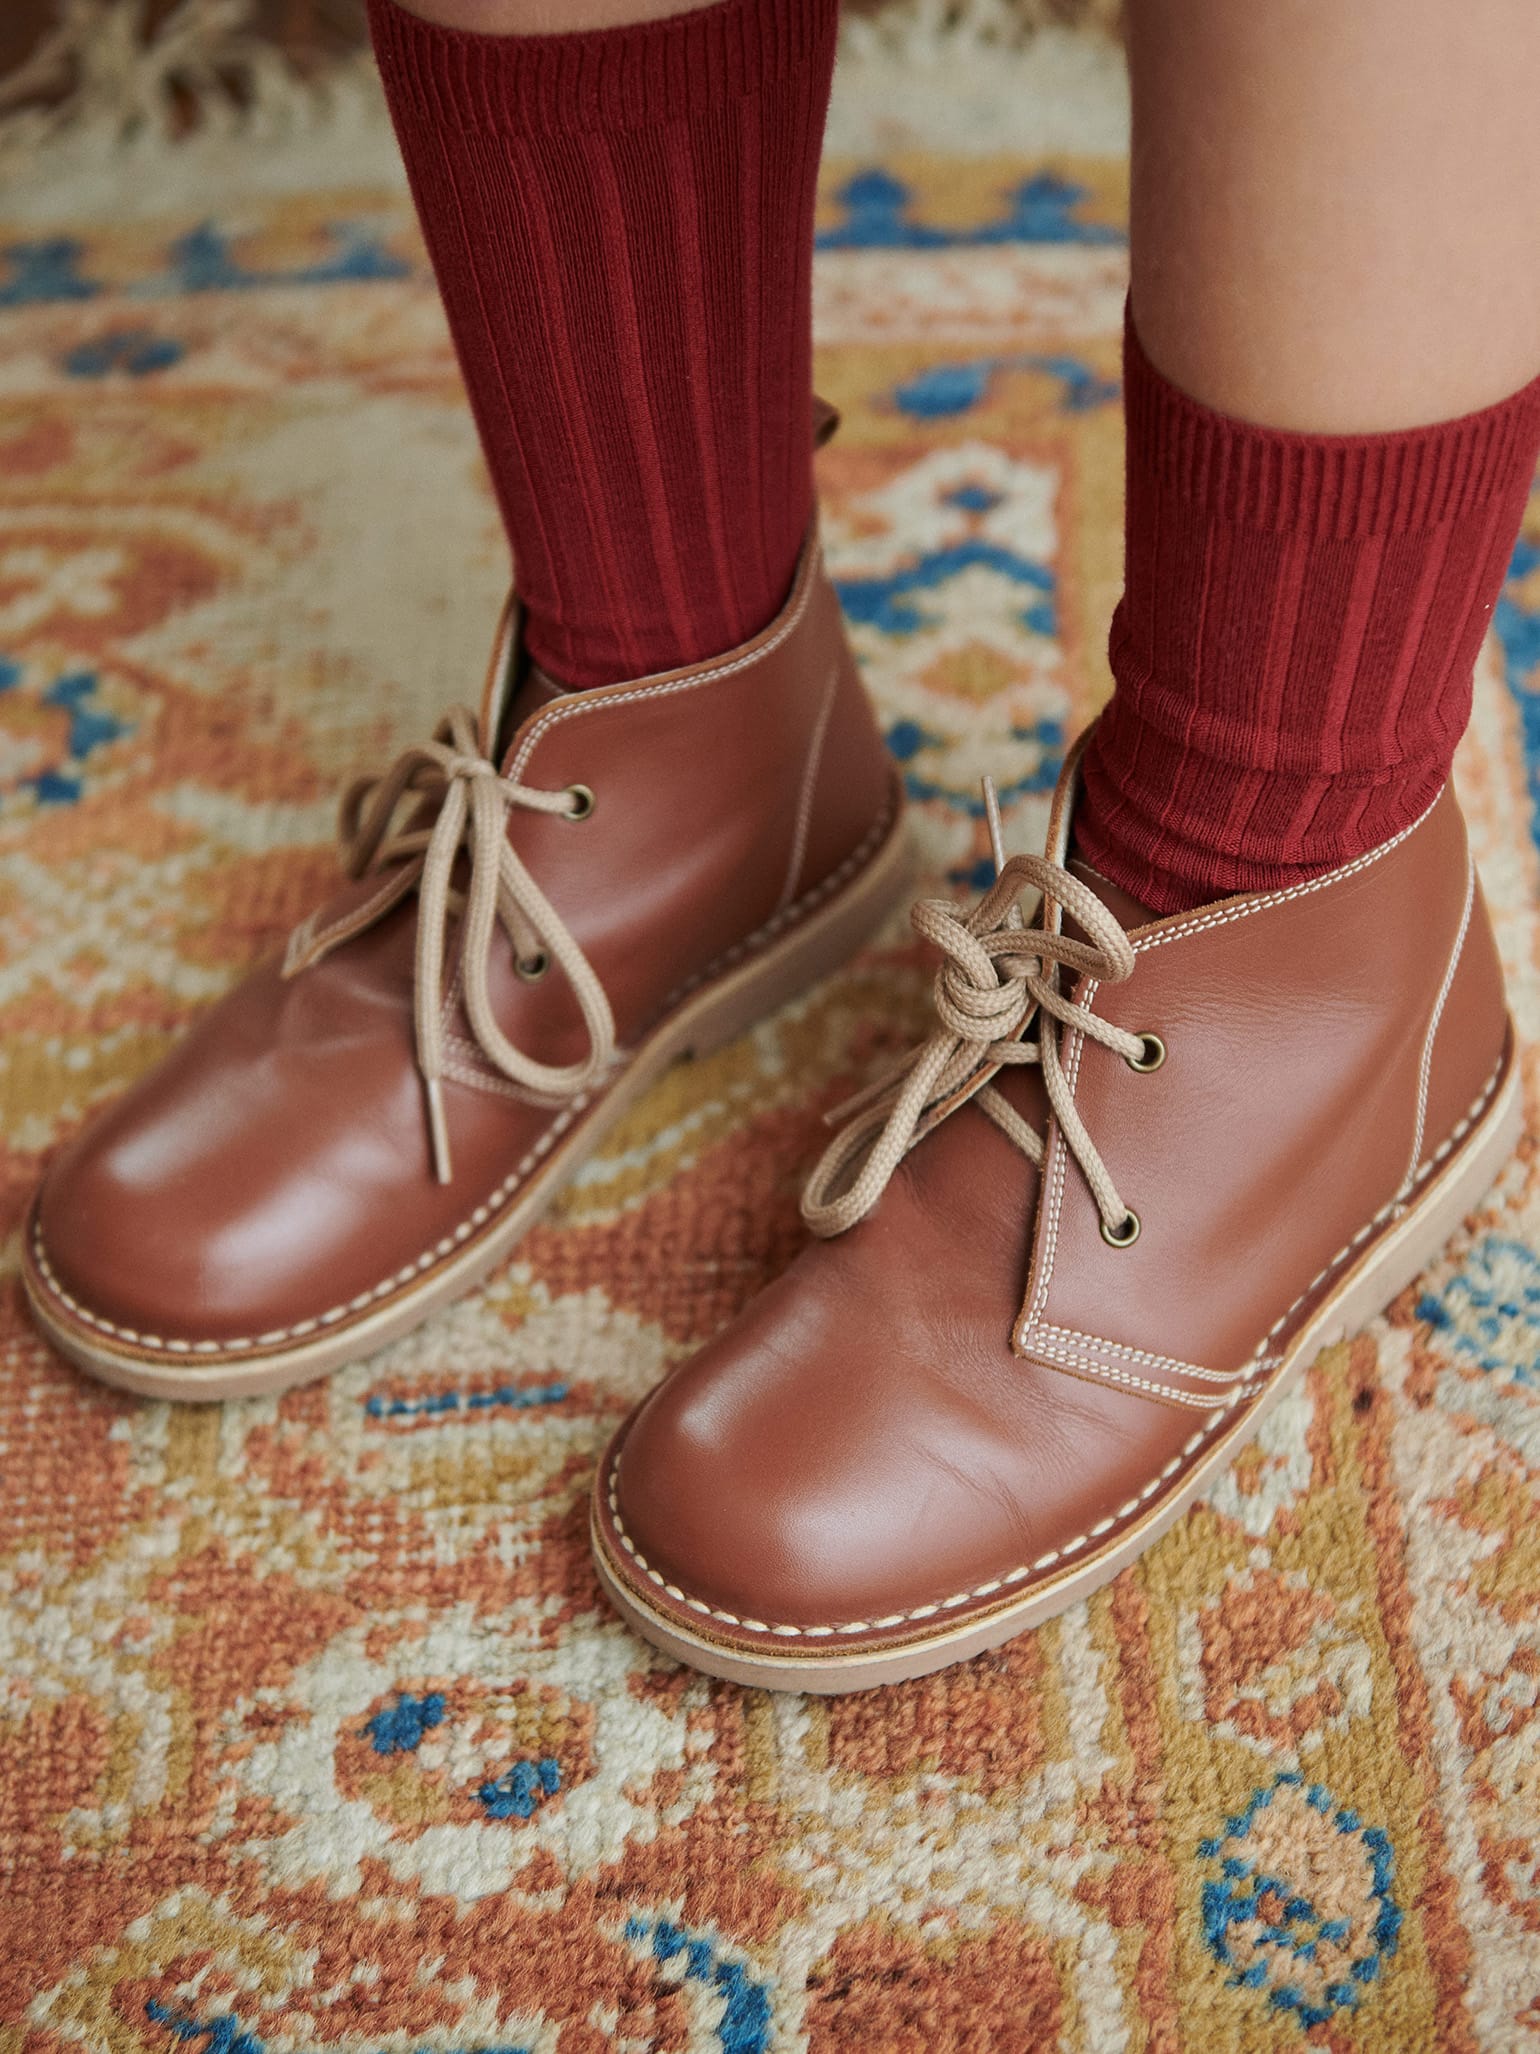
(516, 951), (549, 983)
(1100, 1210), (1141, 1249)
(1126, 1032), (1166, 1074)
(565, 783), (596, 822)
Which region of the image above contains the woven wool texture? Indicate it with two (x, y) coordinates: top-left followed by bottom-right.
(3, 44), (1540, 2054)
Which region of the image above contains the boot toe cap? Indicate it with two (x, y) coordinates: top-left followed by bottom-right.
(32, 1092), (314, 1348)
(26, 966), (428, 1353)
(598, 1217), (1206, 1653)
(602, 1270), (1064, 1637)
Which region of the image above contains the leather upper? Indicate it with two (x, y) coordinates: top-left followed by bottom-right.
(1015, 781), (1505, 1397)
(611, 1077), (1201, 1628)
(31, 533), (895, 1349)
(599, 761), (1510, 1641)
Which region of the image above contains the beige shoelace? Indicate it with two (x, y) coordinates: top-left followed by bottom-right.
(802, 780), (1150, 1243)
(284, 705), (614, 1185)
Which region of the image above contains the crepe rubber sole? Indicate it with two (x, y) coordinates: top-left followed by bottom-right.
(591, 1038), (1522, 1693)
(25, 793), (911, 1401)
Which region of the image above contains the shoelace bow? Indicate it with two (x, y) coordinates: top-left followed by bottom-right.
(284, 704), (614, 1184)
(801, 785), (1148, 1242)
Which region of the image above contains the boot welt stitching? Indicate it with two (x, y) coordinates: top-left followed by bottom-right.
(28, 797), (899, 1357)
(606, 1047), (1508, 1640)
(604, 1416), (1226, 1640)
(1255, 1047), (1502, 1350)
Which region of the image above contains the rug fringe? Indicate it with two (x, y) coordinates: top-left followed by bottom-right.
(845, 0), (1122, 59)
(1, 0), (323, 153)
(0, 0), (1121, 174)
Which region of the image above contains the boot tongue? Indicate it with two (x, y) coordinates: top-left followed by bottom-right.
(494, 660), (571, 769)
(1066, 855), (1160, 934)
(1037, 725), (1160, 934)
(511, 662), (570, 721)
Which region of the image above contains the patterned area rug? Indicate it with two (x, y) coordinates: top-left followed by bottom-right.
(3, 35), (1540, 2054)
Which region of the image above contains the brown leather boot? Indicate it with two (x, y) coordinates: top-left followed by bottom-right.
(592, 729), (1520, 1692)
(25, 529), (907, 1399)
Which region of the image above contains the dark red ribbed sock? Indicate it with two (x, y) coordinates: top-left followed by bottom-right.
(1077, 313), (1540, 913)
(368, 0), (835, 688)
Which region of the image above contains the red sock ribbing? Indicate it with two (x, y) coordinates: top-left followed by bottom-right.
(368, 0), (835, 688)
(1077, 313), (1540, 913)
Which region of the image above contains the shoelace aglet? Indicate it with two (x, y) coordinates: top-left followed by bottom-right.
(981, 775), (1023, 933)
(424, 1075), (453, 1185)
(982, 774), (1007, 877)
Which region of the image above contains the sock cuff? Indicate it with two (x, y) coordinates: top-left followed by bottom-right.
(1124, 304), (1540, 542)
(367, 0), (838, 136)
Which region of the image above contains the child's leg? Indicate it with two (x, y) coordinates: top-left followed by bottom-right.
(368, 0), (834, 687)
(1128, 0), (1540, 430)
(1077, 0), (1540, 912)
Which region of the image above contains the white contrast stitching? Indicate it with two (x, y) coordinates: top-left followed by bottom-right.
(1128, 792), (1438, 958)
(440, 786), (896, 1107)
(778, 660), (840, 914)
(1022, 1336), (1271, 1409)
(30, 792), (899, 1357)
(1255, 1050), (1502, 1347)
(1020, 1050), (1504, 1398)
(32, 1091), (591, 1352)
(648, 792), (896, 1024)
(503, 539), (820, 784)
(1032, 1322), (1257, 1384)
(1401, 849), (1474, 1197)
(1022, 991), (1087, 1329)
(283, 870), (410, 980)
(1069, 856), (1121, 895)
(605, 1415), (1229, 1638)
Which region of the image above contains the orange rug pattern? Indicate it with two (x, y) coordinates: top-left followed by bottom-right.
(3, 54), (1540, 2052)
